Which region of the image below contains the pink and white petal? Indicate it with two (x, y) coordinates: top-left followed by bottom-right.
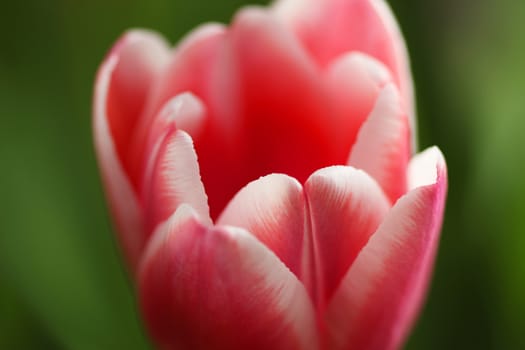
(93, 30), (170, 271)
(271, 0), (414, 125)
(325, 147), (447, 350)
(141, 92), (206, 189)
(142, 128), (210, 237)
(304, 166), (390, 309)
(139, 23), (226, 125)
(139, 206), (319, 350)
(217, 174), (305, 278)
(128, 23), (229, 180)
(95, 30), (170, 189)
(144, 92), (206, 155)
(323, 52), (393, 156)
(348, 84), (410, 204)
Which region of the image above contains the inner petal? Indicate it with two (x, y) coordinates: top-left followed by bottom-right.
(140, 8), (393, 222)
(217, 166), (391, 322)
(272, 0), (412, 115)
(194, 8), (354, 219)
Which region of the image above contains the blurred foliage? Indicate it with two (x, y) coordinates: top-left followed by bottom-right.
(0, 0), (523, 349)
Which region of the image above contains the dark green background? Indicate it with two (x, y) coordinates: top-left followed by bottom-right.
(1, 0), (524, 348)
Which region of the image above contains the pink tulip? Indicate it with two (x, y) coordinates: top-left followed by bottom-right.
(93, 0), (447, 349)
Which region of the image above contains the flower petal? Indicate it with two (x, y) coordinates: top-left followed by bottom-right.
(348, 84), (410, 204)
(217, 174), (305, 278)
(142, 127), (210, 237)
(93, 29), (170, 270)
(141, 92), (207, 190)
(143, 23), (228, 124)
(304, 166), (390, 309)
(135, 22), (245, 221)
(98, 30), (170, 189)
(127, 24), (231, 186)
(139, 205), (319, 350)
(323, 52), (393, 157)
(145, 92), (207, 152)
(272, 0), (414, 129)
(325, 147), (447, 350)
(229, 7), (340, 184)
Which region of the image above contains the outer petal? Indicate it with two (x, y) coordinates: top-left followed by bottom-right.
(348, 84), (410, 204)
(139, 206), (319, 350)
(217, 174), (305, 279)
(271, 0), (415, 134)
(93, 30), (170, 270)
(304, 166), (390, 310)
(326, 147), (447, 350)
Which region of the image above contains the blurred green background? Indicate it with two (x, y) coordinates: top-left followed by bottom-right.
(1, 0), (524, 348)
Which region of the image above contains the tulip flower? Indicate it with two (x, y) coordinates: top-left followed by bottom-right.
(93, 0), (447, 349)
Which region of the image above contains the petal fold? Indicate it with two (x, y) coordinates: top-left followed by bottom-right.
(139, 205), (319, 350)
(326, 147), (447, 350)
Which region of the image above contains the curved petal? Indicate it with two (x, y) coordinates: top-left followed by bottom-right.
(144, 92), (207, 155)
(143, 23), (228, 123)
(304, 166), (390, 310)
(271, 0), (414, 131)
(139, 205), (319, 350)
(127, 24), (231, 185)
(132, 22), (245, 221)
(99, 30), (170, 189)
(217, 174), (305, 278)
(326, 147), (447, 350)
(348, 84), (410, 204)
(323, 52), (393, 157)
(93, 29), (170, 271)
(142, 127), (210, 237)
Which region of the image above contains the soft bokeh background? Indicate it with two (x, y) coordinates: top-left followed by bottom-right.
(1, 0), (524, 348)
